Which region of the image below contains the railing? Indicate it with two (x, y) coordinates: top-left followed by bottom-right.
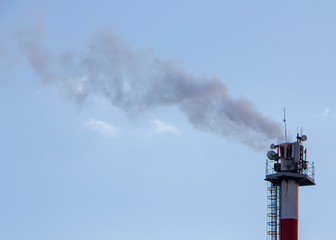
(302, 161), (315, 181)
(265, 159), (275, 176)
(265, 159), (315, 181)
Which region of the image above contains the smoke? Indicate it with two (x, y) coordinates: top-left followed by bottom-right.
(15, 24), (283, 150)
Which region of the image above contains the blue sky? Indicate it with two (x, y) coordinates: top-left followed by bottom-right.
(1, 1), (335, 239)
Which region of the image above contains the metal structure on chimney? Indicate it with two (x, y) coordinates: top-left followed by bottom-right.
(265, 134), (315, 240)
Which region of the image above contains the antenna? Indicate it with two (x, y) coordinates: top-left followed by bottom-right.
(284, 107), (287, 143)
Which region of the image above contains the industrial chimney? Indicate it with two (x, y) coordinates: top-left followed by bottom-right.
(265, 134), (315, 240)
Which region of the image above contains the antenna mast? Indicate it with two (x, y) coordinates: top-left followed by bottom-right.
(284, 108), (287, 143)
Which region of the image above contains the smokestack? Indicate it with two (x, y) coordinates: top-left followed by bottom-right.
(265, 135), (315, 240)
(15, 24), (283, 150)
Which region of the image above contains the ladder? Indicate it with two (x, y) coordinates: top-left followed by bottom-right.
(267, 183), (280, 240)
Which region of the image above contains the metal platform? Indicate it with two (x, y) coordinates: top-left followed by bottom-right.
(265, 172), (315, 186)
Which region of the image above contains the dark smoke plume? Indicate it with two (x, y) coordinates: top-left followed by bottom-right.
(15, 24), (283, 150)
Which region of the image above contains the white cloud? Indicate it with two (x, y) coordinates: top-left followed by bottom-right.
(323, 108), (330, 118)
(84, 119), (119, 137)
(151, 119), (180, 135)
(323, 108), (330, 117)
